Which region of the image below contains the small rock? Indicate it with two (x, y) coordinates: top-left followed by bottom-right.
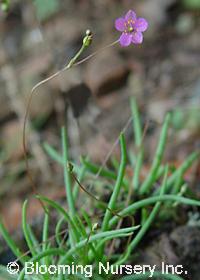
(170, 225), (200, 280)
(1, 120), (23, 161)
(175, 14), (195, 35)
(0, 79), (12, 122)
(0, 199), (22, 232)
(147, 99), (176, 121)
(84, 49), (130, 96)
(136, 234), (179, 269)
(85, 134), (117, 163)
(136, 0), (176, 35)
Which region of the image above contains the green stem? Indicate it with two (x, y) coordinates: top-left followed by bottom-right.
(66, 30), (92, 68)
(55, 217), (65, 246)
(42, 212), (50, 267)
(22, 200), (37, 256)
(73, 165), (86, 200)
(82, 157), (118, 180)
(101, 134), (127, 232)
(154, 151), (199, 195)
(140, 113), (171, 195)
(18, 248), (66, 280)
(130, 97), (144, 191)
(0, 218), (26, 264)
(67, 45), (86, 68)
(81, 157), (128, 187)
(116, 167), (168, 265)
(61, 126), (75, 216)
(58, 226), (139, 265)
(37, 195), (79, 245)
(109, 194), (200, 228)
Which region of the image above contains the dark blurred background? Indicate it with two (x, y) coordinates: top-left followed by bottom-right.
(0, 0), (199, 250)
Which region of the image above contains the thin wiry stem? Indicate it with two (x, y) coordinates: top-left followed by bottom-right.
(23, 38), (119, 206)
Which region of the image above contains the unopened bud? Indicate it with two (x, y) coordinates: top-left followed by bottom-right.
(92, 223), (98, 231)
(83, 30), (93, 47)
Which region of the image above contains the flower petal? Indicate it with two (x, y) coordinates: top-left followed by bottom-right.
(115, 17), (126, 31)
(125, 10), (137, 21)
(134, 18), (148, 32)
(132, 32), (143, 44)
(119, 33), (132, 47)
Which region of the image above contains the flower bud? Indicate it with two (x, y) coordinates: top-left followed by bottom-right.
(92, 223), (98, 231)
(83, 30), (93, 47)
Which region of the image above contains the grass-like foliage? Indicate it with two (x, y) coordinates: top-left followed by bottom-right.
(0, 98), (199, 280)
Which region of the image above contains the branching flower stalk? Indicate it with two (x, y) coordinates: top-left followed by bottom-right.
(22, 29), (119, 211)
(23, 9), (148, 214)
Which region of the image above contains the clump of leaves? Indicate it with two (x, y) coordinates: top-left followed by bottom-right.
(1, 97), (199, 280)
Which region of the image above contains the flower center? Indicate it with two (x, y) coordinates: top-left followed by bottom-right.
(125, 19), (135, 33)
(128, 26), (134, 32)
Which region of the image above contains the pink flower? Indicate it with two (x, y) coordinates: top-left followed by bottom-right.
(115, 10), (148, 47)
